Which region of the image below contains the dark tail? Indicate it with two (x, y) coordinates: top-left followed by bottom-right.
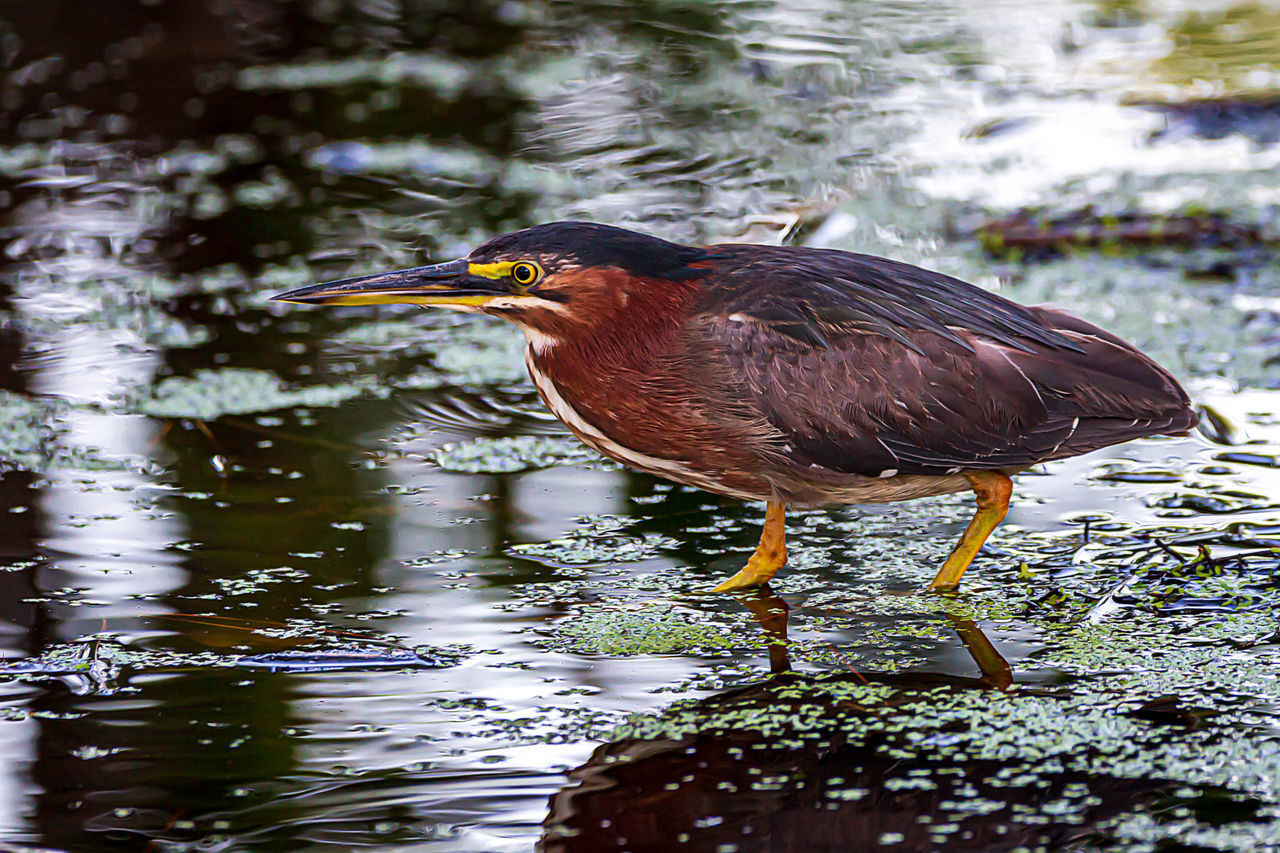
(1018, 306), (1198, 459)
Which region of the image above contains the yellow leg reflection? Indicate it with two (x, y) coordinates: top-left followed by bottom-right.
(712, 500), (786, 593)
(928, 471), (1012, 593)
(734, 585), (791, 674)
(947, 614), (1012, 690)
(729, 589), (1010, 686)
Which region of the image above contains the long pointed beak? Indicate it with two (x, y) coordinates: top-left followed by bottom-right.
(272, 259), (509, 307)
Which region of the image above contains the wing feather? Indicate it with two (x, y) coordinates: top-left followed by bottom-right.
(690, 255), (1197, 478)
(701, 245), (1082, 354)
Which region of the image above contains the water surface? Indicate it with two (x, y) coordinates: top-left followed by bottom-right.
(1, 1), (1279, 850)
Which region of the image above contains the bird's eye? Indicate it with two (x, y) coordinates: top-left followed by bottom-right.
(511, 262), (541, 286)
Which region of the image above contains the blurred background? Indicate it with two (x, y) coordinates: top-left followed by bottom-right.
(1, 1), (1279, 850)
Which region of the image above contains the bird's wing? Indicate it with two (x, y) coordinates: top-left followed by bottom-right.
(690, 250), (1196, 478)
(697, 245), (1080, 355)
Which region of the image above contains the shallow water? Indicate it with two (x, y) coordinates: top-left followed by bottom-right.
(1, 1), (1279, 850)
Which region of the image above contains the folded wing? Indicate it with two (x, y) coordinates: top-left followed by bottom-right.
(692, 249), (1197, 478)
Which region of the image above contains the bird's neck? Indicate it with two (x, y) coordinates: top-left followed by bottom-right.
(517, 279), (776, 502)
(519, 275), (700, 371)
(517, 276), (703, 455)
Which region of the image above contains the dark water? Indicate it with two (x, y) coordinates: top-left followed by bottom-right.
(2, 1), (1280, 851)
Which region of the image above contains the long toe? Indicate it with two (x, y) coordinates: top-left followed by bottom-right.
(711, 569), (767, 593)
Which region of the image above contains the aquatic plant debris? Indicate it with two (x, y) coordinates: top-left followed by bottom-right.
(0, 390), (57, 471)
(0, 638), (464, 690)
(433, 435), (599, 473)
(0, 390), (150, 474)
(548, 604), (752, 655)
(524, 411), (1280, 849)
(976, 208), (1279, 260)
(136, 368), (376, 419)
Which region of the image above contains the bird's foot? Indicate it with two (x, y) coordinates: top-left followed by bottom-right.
(711, 551), (785, 593)
(926, 575), (962, 594)
(712, 501), (787, 593)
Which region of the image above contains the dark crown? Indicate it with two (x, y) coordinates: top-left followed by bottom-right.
(471, 221), (710, 280)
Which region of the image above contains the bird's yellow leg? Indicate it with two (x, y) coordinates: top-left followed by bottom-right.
(712, 501), (786, 593)
(928, 471), (1012, 593)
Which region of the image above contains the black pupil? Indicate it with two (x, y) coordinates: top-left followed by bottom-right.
(515, 265), (532, 282)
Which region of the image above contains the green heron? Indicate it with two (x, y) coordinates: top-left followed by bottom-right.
(275, 222), (1197, 593)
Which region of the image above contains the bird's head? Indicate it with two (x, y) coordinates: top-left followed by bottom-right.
(273, 221), (712, 346)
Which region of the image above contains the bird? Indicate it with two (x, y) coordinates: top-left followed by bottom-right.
(274, 221), (1198, 593)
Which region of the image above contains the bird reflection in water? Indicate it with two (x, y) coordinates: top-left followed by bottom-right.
(540, 589), (1175, 853)
(734, 586), (1012, 687)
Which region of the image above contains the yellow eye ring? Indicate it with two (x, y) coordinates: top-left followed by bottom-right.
(511, 262), (541, 286)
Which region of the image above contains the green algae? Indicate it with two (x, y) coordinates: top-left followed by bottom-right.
(136, 369), (376, 419)
(510, 514), (678, 566)
(0, 391), (152, 474)
(7, 2), (1280, 849)
(431, 320), (528, 387)
(522, 453), (1280, 846)
(326, 314), (529, 391)
(510, 531), (676, 566)
(433, 435), (598, 474)
(333, 319), (433, 350)
(0, 390), (58, 471)
(1038, 614), (1280, 711)
(238, 54), (473, 96)
(549, 604), (751, 656)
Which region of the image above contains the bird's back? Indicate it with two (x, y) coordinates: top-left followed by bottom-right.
(684, 243), (1197, 486)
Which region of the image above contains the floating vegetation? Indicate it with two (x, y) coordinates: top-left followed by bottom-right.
(0, 390), (58, 471)
(510, 514), (678, 566)
(511, 531), (676, 566)
(431, 321), (528, 387)
(136, 369), (376, 419)
(7, 0), (1280, 850)
(0, 636), (464, 692)
(547, 604), (750, 656)
(0, 638), (223, 695)
(332, 318), (433, 350)
(433, 435), (598, 473)
(0, 391), (152, 473)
